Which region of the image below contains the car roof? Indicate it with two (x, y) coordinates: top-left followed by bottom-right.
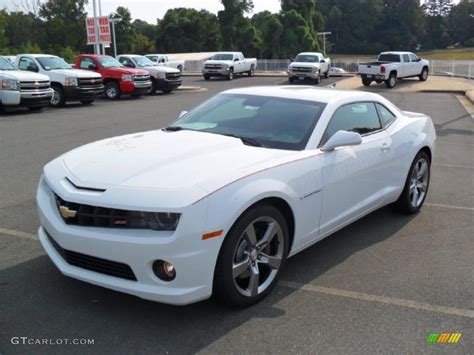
(297, 52), (323, 56)
(119, 54), (145, 57)
(222, 86), (383, 105)
(17, 54), (58, 58)
(379, 51), (413, 55)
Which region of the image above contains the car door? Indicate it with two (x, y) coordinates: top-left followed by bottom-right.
(409, 53), (422, 76)
(318, 102), (393, 236)
(401, 54), (411, 77)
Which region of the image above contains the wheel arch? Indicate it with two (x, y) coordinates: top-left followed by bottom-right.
(390, 70), (397, 77)
(419, 146), (432, 164)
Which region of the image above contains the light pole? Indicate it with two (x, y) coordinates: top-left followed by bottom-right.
(109, 14), (122, 58)
(92, 0), (100, 54)
(317, 32), (332, 56)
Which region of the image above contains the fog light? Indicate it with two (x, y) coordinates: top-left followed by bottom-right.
(153, 260), (176, 281)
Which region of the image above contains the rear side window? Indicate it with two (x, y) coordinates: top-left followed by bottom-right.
(322, 102), (381, 144)
(403, 54), (410, 62)
(376, 103), (396, 128)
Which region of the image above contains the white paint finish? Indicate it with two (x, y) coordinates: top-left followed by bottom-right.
(37, 87), (437, 305)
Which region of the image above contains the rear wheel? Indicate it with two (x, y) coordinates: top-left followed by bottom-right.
(213, 204), (289, 307)
(385, 73), (397, 89)
(248, 65), (255, 77)
(362, 75), (372, 86)
(105, 81), (121, 100)
(419, 67), (428, 81)
(396, 151), (431, 214)
(50, 85), (65, 107)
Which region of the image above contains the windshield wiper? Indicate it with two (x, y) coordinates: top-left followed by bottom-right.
(162, 126), (184, 132)
(220, 133), (264, 147)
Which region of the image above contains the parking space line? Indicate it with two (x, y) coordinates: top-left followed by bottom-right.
(0, 227), (37, 241)
(279, 280), (474, 319)
(425, 203), (474, 211)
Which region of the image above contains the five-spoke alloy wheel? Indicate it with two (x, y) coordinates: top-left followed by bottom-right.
(214, 204), (289, 306)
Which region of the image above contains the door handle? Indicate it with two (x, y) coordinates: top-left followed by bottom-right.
(381, 143), (392, 152)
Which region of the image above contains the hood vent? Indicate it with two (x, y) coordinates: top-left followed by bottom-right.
(65, 177), (106, 193)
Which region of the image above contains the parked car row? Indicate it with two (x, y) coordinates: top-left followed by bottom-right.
(0, 53), (182, 112)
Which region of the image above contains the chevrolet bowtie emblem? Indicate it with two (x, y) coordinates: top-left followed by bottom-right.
(59, 205), (77, 219)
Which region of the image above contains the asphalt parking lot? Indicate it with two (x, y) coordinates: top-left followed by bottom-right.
(1, 75), (473, 354)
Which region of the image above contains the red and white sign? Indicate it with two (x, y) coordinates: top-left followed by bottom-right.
(86, 16), (111, 45)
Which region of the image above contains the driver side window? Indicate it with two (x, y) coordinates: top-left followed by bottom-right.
(80, 57), (94, 69)
(19, 57), (37, 71)
(322, 102), (381, 145)
(118, 57), (134, 67)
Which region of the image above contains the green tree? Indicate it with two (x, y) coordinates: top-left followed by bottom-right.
(156, 8), (222, 52)
(131, 33), (156, 54)
(39, 0), (88, 53)
(279, 10), (318, 58)
(114, 7), (135, 54)
(0, 11), (10, 53)
(448, 0), (474, 46)
(218, 0), (256, 51)
(252, 12), (283, 58)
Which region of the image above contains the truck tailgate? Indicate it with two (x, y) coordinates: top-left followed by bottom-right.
(358, 63), (383, 75)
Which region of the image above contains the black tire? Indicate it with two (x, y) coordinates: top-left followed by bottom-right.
(28, 106), (43, 111)
(213, 204), (289, 307)
(227, 68), (234, 80)
(204, 74), (210, 81)
(104, 81), (121, 100)
(248, 65), (255, 77)
(80, 100), (94, 105)
(362, 75), (372, 86)
(149, 77), (158, 94)
(289, 77), (295, 84)
(50, 84), (65, 107)
(395, 151), (431, 214)
(161, 89), (172, 94)
(419, 67), (429, 81)
(385, 73), (397, 89)
(177, 65), (183, 72)
(314, 72), (320, 85)
(324, 69), (329, 79)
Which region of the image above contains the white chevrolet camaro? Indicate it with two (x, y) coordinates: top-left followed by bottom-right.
(37, 87), (436, 306)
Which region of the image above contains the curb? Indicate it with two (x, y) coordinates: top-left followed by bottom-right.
(466, 90), (474, 104)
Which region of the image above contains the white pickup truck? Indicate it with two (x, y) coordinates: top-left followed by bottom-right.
(288, 52), (331, 84)
(358, 51), (429, 88)
(145, 54), (185, 72)
(202, 52), (257, 80)
(117, 54), (182, 94)
(0, 56), (53, 112)
(15, 54), (104, 107)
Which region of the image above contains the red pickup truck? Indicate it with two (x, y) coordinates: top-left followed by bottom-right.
(75, 54), (152, 99)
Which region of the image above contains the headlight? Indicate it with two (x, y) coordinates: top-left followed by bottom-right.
(1, 79), (18, 91)
(156, 71), (165, 79)
(129, 212), (180, 231)
(288, 66), (293, 72)
(312, 67), (319, 72)
(122, 74), (133, 82)
(222, 64), (228, 69)
(64, 77), (78, 86)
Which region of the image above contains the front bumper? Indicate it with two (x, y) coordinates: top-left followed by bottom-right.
(202, 67), (230, 76)
(1, 89), (53, 107)
(63, 85), (104, 101)
(121, 80), (152, 95)
(36, 177), (220, 305)
(156, 78), (182, 91)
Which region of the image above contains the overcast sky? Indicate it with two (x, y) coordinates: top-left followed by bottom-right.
(0, 0), (459, 24)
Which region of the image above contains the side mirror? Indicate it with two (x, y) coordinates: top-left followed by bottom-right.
(290, 58), (294, 62)
(88, 63), (97, 70)
(125, 63), (134, 68)
(178, 111), (188, 118)
(320, 59), (326, 63)
(234, 58), (239, 62)
(416, 57), (421, 62)
(321, 131), (362, 151)
(27, 64), (38, 72)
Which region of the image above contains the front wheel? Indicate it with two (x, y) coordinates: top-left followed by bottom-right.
(314, 72), (320, 85)
(324, 69), (329, 79)
(395, 151), (431, 214)
(248, 65), (255, 77)
(227, 68), (234, 80)
(203, 74), (210, 81)
(419, 67), (428, 81)
(50, 85), (65, 107)
(104, 81), (121, 100)
(213, 204), (289, 307)
(161, 89), (172, 94)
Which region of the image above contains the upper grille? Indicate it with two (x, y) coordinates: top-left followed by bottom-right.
(292, 67), (313, 73)
(46, 230), (137, 281)
(18, 80), (50, 91)
(78, 77), (103, 88)
(55, 193), (149, 229)
(205, 64), (222, 69)
(133, 75), (150, 82)
(166, 72), (181, 80)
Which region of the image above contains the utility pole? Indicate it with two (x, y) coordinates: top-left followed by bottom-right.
(92, 0), (100, 54)
(110, 14), (122, 58)
(98, 0), (104, 54)
(317, 32), (332, 57)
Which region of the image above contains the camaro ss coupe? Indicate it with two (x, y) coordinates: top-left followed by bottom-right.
(37, 87), (436, 306)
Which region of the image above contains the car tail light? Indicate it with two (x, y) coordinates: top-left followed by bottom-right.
(381, 66), (386, 74)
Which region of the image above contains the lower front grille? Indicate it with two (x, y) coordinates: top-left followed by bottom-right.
(45, 230), (137, 281)
(19, 80), (50, 91)
(133, 75), (150, 82)
(292, 67), (312, 73)
(78, 77), (103, 89)
(166, 72), (181, 80)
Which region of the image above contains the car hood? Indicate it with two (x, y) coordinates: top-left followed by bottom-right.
(204, 60), (233, 66)
(290, 62), (320, 68)
(59, 130), (295, 193)
(0, 70), (50, 81)
(149, 65), (179, 73)
(106, 67), (149, 75)
(49, 68), (102, 78)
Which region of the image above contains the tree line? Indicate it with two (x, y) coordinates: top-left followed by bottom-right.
(0, 0), (472, 62)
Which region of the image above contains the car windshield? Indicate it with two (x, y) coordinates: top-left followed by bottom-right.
(171, 94), (326, 151)
(37, 56), (71, 70)
(0, 57), (15, 70)
(378, 54), (400, 62)
(212, 54), (234, 61)
(134, 56), (154, 67)
(295, 55), (318, 63)
(98, 56), (123, 68)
